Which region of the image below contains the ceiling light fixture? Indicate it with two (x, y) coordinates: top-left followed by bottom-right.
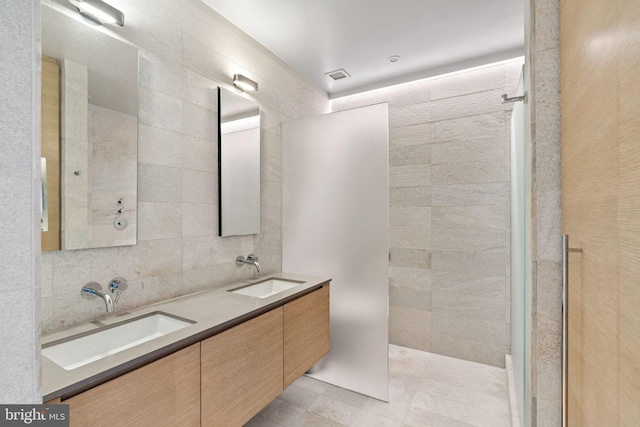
(233, 74), (258, 92)
(388, 55), (401, 63)
(69, 0), (124, 26)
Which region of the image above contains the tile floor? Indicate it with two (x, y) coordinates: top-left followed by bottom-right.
(245, 344), (513, 427)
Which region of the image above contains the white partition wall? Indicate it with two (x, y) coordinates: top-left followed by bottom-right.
(282, 103), (389, 401)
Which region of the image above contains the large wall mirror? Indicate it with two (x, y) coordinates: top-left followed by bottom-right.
(218, 87), (261, 237)
(41, 5), (138, 251)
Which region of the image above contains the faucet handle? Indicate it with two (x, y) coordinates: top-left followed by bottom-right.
(81, 282), (103, 300)
(247, 254), (259, 262)
(109, 277), (128, 304)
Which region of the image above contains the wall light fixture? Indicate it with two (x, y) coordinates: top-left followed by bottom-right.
(233, 74), (258, 92)
(69, 0), (124, 26)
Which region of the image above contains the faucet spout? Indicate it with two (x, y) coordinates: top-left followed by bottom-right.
(250, 261), (261, 273)
(81, 282), (115, 313)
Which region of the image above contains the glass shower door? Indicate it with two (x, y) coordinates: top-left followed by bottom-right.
(510, 65), (531, 425)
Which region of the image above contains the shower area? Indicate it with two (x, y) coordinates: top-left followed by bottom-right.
(277, 58), (531, 425)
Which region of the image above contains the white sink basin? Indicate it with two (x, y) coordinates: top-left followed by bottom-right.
(42, 312), (195, 370)
(228, 278), (304, 298)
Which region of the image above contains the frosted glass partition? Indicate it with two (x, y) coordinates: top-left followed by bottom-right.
(282, 103), (389, 401)
(510, 67), (529, 423)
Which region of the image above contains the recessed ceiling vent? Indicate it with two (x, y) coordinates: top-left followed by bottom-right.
(325, 68), (351, 81)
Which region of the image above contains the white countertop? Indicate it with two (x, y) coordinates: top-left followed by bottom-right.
(41, 272), (331, 401)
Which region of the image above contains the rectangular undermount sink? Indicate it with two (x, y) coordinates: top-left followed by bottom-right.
(42, 312), (195, 370)
(228, 278), (305, 298)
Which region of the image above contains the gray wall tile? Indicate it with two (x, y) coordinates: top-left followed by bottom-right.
(390, 207), (431, 228)
(432, 272), (505, 299)
(0, 177), (34, 293)
(390, 248), (432, 269)
(431, 112), (506, 144)
(138, 86), (183, 133)
(432, 183), (506, 207)
(390, 226), (431, 250)
(138, 163), (182, 203)
(390, 286), (432, 311)
(0, 288), (39, 403)
(139, 50), (183, 98)
(390, 144), (431, 167)
(430, 89), (506, 122)
(0, 0), (40, 402)
(183, 135), (217, 172)
(432, 206), (505, 230)
(389, 266), (432, 291)
(137, 202), (183, 241)
(432, 250), (505, 276)
(183, 202), (218, 237)
(432, 227), (505, 252)
(390, 186), (431, 207)
(390, 165), (431, 188)
(432, 292), (506, 322)
(138, 125), (183, 168)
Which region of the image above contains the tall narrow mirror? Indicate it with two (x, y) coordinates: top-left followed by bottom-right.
(218, 87), (261, 237)
(41, 4), (138, 251)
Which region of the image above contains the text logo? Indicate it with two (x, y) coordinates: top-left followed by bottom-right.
(0, 405), (68, 427)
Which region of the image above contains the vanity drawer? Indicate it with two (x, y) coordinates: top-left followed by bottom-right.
(64, 344), (200, 427)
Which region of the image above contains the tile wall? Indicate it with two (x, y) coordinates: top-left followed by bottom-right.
(525, 0), (562, 424)
(333, 59), (523, 367)
(0, 0), (42, 403)
(40, 0), (329, 333)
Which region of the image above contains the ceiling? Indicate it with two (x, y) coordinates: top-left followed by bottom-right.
(201, 0), (524, 98)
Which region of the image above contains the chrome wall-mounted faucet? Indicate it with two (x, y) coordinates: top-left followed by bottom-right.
(81, 277), (129, 313)
(236, 254), (261, 274)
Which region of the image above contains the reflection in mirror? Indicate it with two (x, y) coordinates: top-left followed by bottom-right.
(218, 87), (261, 237)
(41, 5), (138, 251)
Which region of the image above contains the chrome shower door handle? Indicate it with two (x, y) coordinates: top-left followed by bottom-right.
(562, 234), (582, 427)
(562, 234), (568, 427)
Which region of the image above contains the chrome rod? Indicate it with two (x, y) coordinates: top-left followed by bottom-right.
(502, 93), (528, 104)
(562, 234), (568, 427)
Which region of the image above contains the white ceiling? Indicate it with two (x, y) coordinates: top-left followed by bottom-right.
(201, 0), (524, 98)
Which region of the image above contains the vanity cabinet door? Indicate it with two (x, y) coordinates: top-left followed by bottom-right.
(201, 308), (284, 427)
(284, 284), (330, 388)
(64, 343), (200, 427)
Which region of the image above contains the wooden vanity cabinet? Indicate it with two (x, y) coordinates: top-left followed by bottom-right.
(53, 283), (330, 427)
(284, 284), (330, 388)
(201, 308), (284, 427)
(63, 343), (200, 427)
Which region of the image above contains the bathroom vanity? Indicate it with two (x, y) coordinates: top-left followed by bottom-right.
(42, 273), (330, 427)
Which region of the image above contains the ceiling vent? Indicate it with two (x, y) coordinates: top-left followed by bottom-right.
(325, 68), (351, 81)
